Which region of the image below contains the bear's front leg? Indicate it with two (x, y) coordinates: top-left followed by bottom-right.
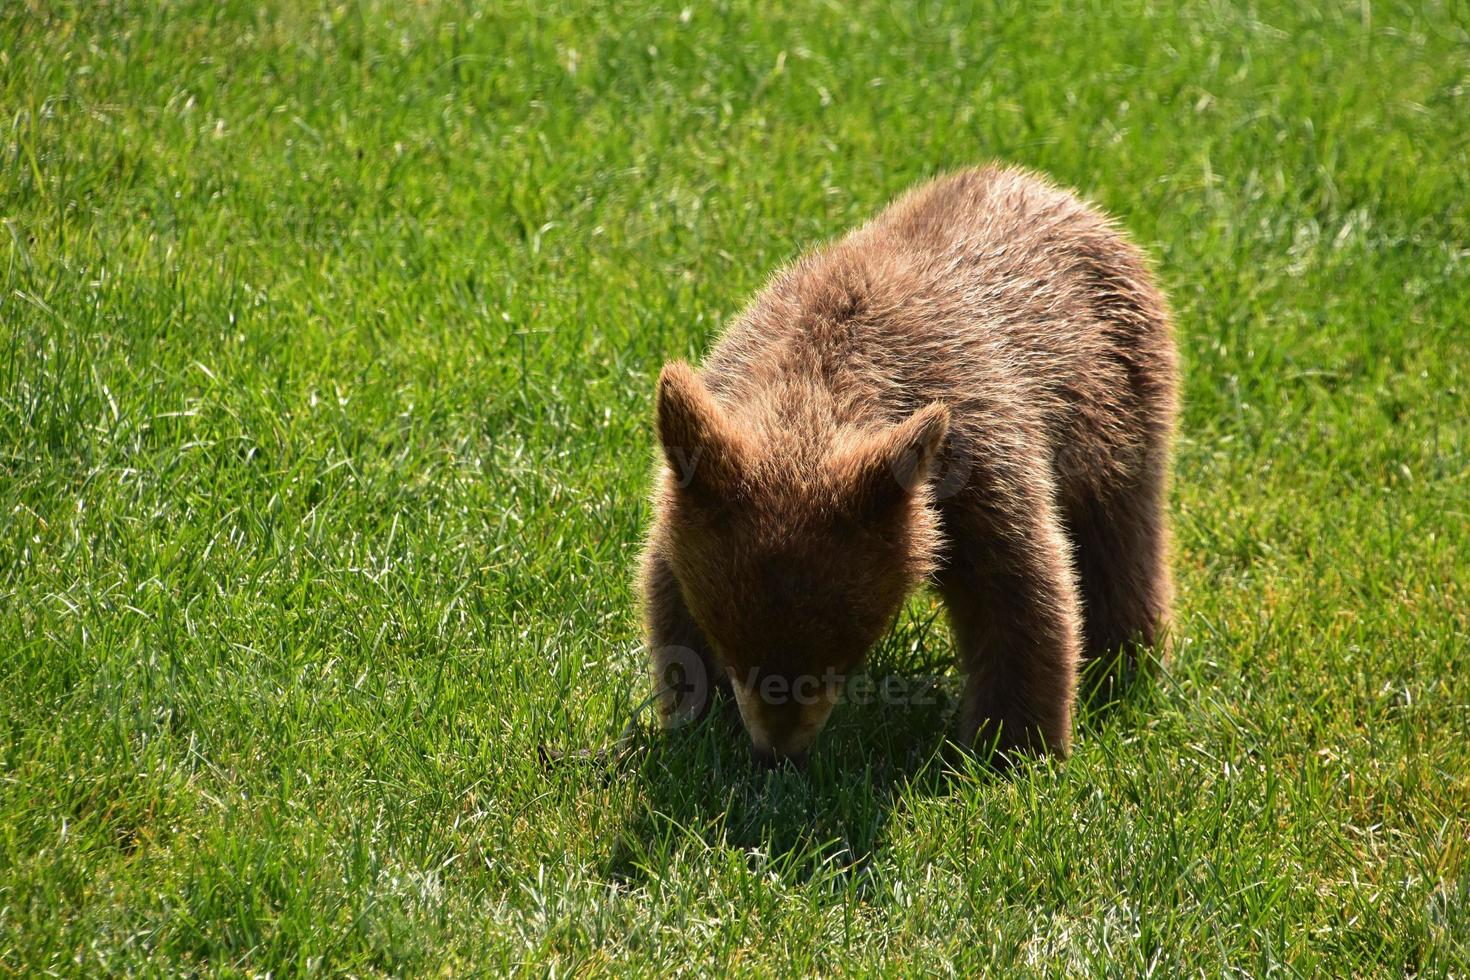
(639, 542), (724, 729)
(939, 489), (1082, 760)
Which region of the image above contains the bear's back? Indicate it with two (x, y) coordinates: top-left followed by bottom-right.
(703, 166), (1178, 499)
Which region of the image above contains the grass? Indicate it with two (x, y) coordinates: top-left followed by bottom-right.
(2, 0), (1468, 973)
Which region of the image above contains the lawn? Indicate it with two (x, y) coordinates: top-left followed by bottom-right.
(3, 0), (1468, 974)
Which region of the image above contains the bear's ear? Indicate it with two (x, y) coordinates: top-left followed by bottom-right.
(838, 403), (950, 517)
(655, 361), (746, 498)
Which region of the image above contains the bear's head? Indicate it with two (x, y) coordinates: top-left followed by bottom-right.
(652, 360), (949, 763)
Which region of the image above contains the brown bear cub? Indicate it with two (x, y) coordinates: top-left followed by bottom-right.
(639, 165), (1178, 766)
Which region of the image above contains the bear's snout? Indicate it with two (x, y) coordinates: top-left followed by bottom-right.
(729, 674), (839, 763)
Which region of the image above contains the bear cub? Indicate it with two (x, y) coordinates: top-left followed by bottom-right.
(639, 165), (1178, 766)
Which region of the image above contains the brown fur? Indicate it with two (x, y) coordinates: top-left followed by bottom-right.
(639, 165), (1178, 763)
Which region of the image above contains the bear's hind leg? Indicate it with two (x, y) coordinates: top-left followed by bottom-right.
(1068, 457), (1174, 706)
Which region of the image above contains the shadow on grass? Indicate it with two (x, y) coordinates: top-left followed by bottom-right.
(1076, 643), (1171, 731)
(585, 645), (1165, 889)
(597, 667), (963, 889)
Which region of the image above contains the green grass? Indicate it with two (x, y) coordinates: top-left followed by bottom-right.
(3, 0), (1468, 973)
